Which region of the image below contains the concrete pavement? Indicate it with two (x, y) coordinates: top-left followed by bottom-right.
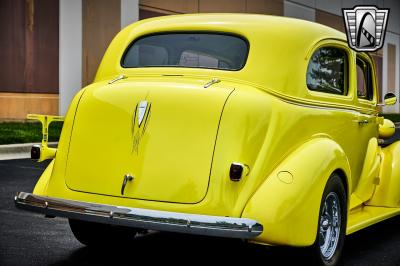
(0, 142), (57, 160)
(1, 159), (400, 265)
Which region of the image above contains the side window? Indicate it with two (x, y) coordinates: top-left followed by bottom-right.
(306, 47), (348, 95)
(356, 57), (373, 101)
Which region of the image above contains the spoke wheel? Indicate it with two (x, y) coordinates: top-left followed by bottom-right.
(310, 173), (346, 266)
(319, 192), (341, 260)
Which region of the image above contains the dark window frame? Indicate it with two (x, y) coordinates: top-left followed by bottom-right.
(356, 56), (374, 101)
(120, 31), (250, 71)
(306, 46), (349, 96)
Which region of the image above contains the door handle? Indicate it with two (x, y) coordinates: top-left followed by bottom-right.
(353, 119), (369, 125)
(358, 120), (369, 125)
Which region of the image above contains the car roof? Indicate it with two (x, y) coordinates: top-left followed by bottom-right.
(96, 13), (350, 100)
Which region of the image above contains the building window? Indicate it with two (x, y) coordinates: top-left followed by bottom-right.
(306, 47), (348, 95)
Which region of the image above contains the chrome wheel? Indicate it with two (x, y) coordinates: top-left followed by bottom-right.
(319, 192), (341, 260)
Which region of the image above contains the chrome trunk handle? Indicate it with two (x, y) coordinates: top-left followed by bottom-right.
(121, 174), (134, 195)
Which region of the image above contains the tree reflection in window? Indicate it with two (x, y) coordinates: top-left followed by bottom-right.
(306, 47), (347, 95)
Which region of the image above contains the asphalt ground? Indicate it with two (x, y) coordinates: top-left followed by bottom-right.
(1, 159), (400, 266)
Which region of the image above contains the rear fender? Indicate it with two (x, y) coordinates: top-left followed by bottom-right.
(32, 88), (86, 196)
(33, 160), (55, 195)
(368, 141), (400, 207)
(242, 137), (351, 246)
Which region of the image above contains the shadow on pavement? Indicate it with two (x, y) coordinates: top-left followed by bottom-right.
(53, 232), (308, 266)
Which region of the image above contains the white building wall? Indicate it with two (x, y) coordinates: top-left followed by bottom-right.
(382, 32), (400, 113)
(121, 0), (139, 29)
(59, 0), (139, 115)
(59, 0), (82, 115)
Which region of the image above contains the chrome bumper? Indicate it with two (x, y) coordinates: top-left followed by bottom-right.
(14, 192), (263, 239)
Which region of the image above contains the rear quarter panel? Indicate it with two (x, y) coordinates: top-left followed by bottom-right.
(242, 137), (350, 246)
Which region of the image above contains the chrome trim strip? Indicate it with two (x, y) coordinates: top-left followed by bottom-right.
(108, 74), (126, 84)
(260, 85), (378, 115)
(204, 78), (221, 88)
(14, 192), (263, 239)
(280, 98), (378, 116)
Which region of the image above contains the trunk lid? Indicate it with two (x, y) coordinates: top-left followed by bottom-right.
(65, 78), (232, 203)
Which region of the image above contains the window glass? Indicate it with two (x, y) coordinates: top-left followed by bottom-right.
(179, 50), (219, 68)
(122, 33), (248, 71)
(306, 47), (347, 95)
(356, 57), (373, 100)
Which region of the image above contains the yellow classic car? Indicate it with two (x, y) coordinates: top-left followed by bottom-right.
(15, 14), (400, 265)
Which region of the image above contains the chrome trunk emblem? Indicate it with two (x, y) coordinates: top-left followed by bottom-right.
(132, 100), (151, 154)
(138, 100), (148, 127)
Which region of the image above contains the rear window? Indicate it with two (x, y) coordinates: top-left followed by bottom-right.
(121, 33), (248, 71)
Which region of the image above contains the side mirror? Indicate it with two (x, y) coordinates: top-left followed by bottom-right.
(378, 93), (397, 106)
(384, 93), (397, 105)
